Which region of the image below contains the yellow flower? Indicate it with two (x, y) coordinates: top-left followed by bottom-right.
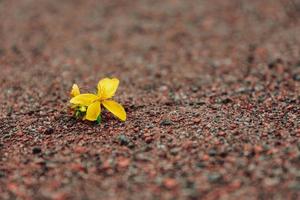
(70, 78), (126, 122)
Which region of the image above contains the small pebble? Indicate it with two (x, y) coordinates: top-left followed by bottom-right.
(44, 127), (54, 135)
(163, 178), (177, 189)
(208, 149), (217, 157)
(32, 147), (42, 154)
(292, 74), (300, 81)
(160, 119), (173, 126)
(217, 131), (226, 137)
(118, 134), (129, 146)
(207, 173), (223, 183)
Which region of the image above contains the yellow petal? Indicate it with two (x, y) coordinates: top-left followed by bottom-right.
(70, 94), (98, 106)
(97, 78), (119, 99)
(86, 101), (101, 121)
(102, 100), (126, 121)
(71, 84), (80, 97)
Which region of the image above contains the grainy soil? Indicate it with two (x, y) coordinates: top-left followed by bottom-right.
(0, 0), (300, 199)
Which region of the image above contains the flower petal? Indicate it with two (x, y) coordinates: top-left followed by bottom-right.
(102, 100), (126, 121)
(97, 78), (119, 99)
(70, 94), (98, 106)
(71, 84), (80, 97)
(86, 101), (101, 121)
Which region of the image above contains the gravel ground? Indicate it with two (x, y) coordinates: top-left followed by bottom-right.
(0, 0), (300, 199)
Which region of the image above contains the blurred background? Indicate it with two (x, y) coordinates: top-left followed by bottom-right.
(0, 0), (299, 75)
(1, 0), (299, 113)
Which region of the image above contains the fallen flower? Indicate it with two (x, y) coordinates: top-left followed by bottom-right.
(70, 78), (126, 122)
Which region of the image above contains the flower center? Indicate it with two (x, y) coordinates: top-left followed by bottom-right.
(93, 96), (102, 103)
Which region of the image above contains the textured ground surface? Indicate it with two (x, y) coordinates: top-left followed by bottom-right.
(0, 0), (300, 199)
